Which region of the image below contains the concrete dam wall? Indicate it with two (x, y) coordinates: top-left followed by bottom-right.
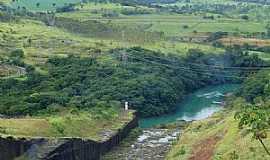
(0, 115), (138, 160)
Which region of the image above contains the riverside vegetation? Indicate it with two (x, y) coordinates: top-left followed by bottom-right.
(0, 0), (270, 159)
(167, 70), (270, 160)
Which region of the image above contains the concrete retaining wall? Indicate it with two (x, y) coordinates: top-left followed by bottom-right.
(0, 115), (138, 160)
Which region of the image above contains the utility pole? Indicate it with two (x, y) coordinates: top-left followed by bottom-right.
(121, 30), (125, 42)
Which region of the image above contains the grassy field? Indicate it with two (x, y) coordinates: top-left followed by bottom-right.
(0, 0), (11, 5)
(0, 110), (135, 141)
(58, 9), (267, 37)
(9, 0), (80, 12)
(0, 16), (225, 73)
(1, 1), (268, 76)
(166, 109), (270, 160)
(0, 18), (125, 66)
(1, 1), (267, 65)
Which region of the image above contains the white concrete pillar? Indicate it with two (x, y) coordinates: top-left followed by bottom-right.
(125, 102), (129, 111)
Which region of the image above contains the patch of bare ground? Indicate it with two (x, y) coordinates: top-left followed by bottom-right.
(188, 130), (227, 160)
(219, 37), (270, 47)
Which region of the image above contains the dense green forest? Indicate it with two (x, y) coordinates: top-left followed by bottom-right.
(239, 70), (270, 101)
(0, 0), (269, 119)
(0, 46), (265, 117)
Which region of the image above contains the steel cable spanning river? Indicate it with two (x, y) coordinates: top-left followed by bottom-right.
(139, 84), (240, 128)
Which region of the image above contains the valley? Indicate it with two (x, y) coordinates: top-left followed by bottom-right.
(0, 0), (270, 160)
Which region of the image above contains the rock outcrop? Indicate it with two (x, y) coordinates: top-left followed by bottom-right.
(102, 128), (181, 160)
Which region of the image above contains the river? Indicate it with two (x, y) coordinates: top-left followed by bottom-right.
(139, 84), (240, 128)
(102, 84), (241, 160)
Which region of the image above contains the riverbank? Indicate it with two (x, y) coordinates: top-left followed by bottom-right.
(0, 110), (138, 160)
(140, 84), (240, 128)
(101, 84), (240, 159)
(102, 121), (189, 160)
(166, 109), (270, 160)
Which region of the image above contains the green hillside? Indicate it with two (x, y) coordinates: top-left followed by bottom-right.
(0, 0), (269, 159)
(167, 70), (270, 159)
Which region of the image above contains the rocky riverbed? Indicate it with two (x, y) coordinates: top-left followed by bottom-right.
(102, 128), (181, 160)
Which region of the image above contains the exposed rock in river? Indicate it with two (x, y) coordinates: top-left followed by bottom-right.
(102, 128), (181, 160)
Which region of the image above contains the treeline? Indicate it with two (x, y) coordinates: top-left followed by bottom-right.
(235, 0), (270, 5)
(84, 0), (180, 6)
(0, 47), (265, 117)
(152, 1), (270, 20)
(238, 70), (270, 102)
(213, 41), (270, 53)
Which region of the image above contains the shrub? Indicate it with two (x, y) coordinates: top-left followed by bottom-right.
(10, 49), (24, 58)
(183, 25), (189, 29)
(50, 119), (65, 135)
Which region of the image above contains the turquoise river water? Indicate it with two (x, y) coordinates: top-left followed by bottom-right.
(139, 84), (240, 128)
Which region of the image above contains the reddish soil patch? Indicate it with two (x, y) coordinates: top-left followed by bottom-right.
(188, 132), (225, 160)
(219, 37), (270, 47)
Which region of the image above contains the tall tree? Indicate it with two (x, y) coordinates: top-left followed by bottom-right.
(235, 100), (270, 156)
